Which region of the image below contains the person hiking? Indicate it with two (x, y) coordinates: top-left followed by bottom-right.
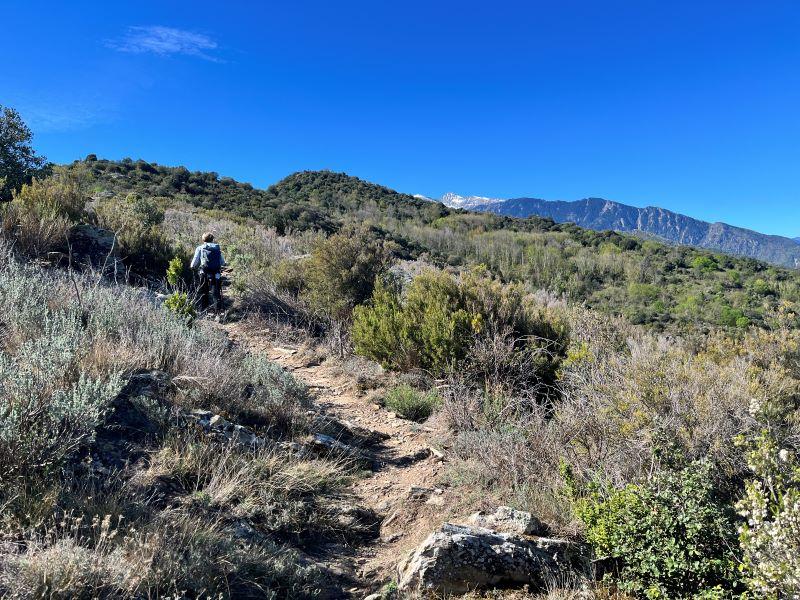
(190, 232), (226, 313)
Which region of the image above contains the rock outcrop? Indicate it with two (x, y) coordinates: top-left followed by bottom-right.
(397, 508), (586, 595)
(467, 505), (547, 536)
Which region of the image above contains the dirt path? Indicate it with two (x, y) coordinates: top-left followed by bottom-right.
(221, 321), (454, 598)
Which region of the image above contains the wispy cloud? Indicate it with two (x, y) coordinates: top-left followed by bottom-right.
(8, 94), (116, 133)
(107, 26), (221, 61)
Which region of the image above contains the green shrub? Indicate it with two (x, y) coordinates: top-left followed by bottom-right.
(0, 166), (89, 258)
(719, 305), (749, 328)
(572, 460), (742, 599)
(383, 384), (440, 422)
(353, 269), (567, 381)
(94, 193), (173, 273)
(750, 278), (774, 296)
(353, 271), (474, 374)
(166, 255), (184, 288)
(164, 291), (196, 323)
(628, 282), (660, 302)
(303, 227), (393, 321)
(692, 255), (718, 274)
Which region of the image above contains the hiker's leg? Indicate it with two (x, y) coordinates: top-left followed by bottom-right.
(198, 275), (210, 310)
(214, 274), (223, 310)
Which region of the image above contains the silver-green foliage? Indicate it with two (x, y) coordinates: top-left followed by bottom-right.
(0, 313), (122, 487)
(237, 354), (310, 435)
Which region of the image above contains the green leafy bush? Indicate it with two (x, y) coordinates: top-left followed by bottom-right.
(383, 384), (440, 422)
(94, 193), (173, 273)
(353, 271), (474, 374)
(572, 460), (742, 599)
(164, 291), (197, 323)
(302, 227), (393, 321)
(166, 255), (185, 288)
(353, 269), (567, 381)
(692, 255), (718, 274)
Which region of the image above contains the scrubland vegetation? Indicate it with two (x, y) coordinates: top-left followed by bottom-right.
(3, 108), (800, 598)
(80, 157), (800, 332)
(0, 247), (367, 598)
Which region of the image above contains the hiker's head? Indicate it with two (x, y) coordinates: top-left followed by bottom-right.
(202, 232), (215, 243)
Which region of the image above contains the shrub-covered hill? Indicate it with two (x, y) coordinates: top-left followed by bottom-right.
(76, 157), (800, 331)
(79, 156), (455, 233)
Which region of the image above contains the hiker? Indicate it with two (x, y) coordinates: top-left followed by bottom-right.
(190, 232), (226, 312)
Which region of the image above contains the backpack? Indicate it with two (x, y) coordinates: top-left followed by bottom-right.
(200, 243), (222, 273)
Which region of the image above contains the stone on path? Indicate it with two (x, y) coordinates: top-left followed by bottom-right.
(397, 516), (586, 595)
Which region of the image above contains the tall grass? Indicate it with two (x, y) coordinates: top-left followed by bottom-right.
(0, 253), (354, 598)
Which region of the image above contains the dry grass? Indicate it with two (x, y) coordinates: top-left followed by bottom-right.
(444, 304), (800, 535)
(0, 253), (358, 598)
(133, 432), (354, 540)
(0, 510), (322, 599)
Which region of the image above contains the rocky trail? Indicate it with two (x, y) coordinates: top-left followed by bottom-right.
(222, 321), (455, 598)
(219, 319), (587, 599)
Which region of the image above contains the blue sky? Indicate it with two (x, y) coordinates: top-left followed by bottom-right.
(3, 1), (799, 236)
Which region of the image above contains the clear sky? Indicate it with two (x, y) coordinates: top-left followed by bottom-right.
(3, 1), (799, 236)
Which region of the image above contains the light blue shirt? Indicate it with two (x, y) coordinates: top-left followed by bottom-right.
(190, 243), (226, 270)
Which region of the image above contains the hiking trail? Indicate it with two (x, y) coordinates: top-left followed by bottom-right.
(222, 320), (457, 598)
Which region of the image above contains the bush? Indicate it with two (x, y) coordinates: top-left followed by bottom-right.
(233, 353), (311, 435)
(692, 255), (718, 274)
(571, 460), (742, 599)
(750, 278), (774, 296)
(738, 395), (800, 597)
(0, 167), (88, 258)
(353, 269), (567, 381)
(303, 227), (393, 321)
(94, 193), (173, 273)
(165, 255), (185, 288)
(0, 316), (122, 520)
(164, 291), (196, 323)
(353, 271), (473, 374)
(383, 384), (440, 422)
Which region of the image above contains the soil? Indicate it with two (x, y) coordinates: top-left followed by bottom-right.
(222, 320), (464, 598)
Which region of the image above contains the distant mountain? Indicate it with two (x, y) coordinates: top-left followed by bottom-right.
(439, 193), (800, 268)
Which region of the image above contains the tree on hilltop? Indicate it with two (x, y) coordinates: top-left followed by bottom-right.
(0, 105), (48, 201)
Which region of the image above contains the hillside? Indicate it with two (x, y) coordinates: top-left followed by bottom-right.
(440, 193), (800, 268)
(81, 156), (452, 234)
(76, 157), (800, 333)
(4, 154), (800, 598)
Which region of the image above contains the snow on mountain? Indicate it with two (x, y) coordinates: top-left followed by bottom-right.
(440, 192), (506, 209)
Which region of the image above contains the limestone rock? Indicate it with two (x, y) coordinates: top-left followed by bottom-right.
(467, 505), (547, 536)
(187, 409), (267, 449)
(311, 414), (390, 447)
(397, 522), (585, 595)
(308, 433), (370, 465)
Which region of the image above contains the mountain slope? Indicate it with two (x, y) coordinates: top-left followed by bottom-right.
(441, 194), (800, 268)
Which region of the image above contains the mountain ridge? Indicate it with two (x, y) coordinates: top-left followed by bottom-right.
(439, 193), (800, 268)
